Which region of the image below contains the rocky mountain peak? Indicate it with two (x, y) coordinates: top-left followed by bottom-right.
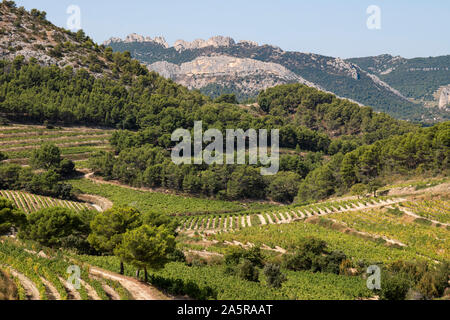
(103, 33), (169, 48)
(173, 36), (236, 51)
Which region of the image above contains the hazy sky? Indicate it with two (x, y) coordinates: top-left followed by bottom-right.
(15, 0), (450, 58)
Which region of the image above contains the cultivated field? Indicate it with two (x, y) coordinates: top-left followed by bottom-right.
(0, 190), (95, 213)
(0, 124), (113, 168)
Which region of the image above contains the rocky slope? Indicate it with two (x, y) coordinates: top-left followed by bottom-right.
(148, 55), (320, 98)
(0, 2), (116, 77)
(105, 34), (444, 122)
(349, 54), (450, 114)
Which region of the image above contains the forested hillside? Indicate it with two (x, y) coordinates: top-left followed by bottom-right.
(0, 1), (446, 205)
(348, 55), (450, 101)
(297, 122), (449, 203)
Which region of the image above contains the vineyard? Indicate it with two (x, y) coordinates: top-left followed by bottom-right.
(0, 124), (113, 168)
(177, 196), (406, 233)
(75, 254), (373, 300)
(68, 178), (257, 216)
(0, 190), (96, 213)
(329, 206), (450, 261)
(400, 199), (450, 224)
(0, 238), (132, 300)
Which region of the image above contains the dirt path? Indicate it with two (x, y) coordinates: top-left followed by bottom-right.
(89, 267), (169, 301)
(8, 269), (40, 300)
(77, 194), (113, 212)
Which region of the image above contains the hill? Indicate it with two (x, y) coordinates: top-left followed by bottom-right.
(105, 34), (448, 123)
(348, 54), (450, 112)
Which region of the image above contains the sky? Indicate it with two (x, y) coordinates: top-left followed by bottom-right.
(14, 0), (450, 59)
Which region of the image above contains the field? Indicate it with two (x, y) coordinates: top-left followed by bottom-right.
(400, 199), (450, 224)
(0, 190), (95, 213)
(176, 196), (405, 233)
(74, 254), (372, 300)
(0, 124), (113, 168)
(0, 238), (133, 300)
(68, 178), (267, 216)
(210, 198), (450, 264)
(1, 123), (449, 301)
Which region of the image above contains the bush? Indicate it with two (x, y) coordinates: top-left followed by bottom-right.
(168, 249), (186, 263)
(237, 259), (259, 282)
(379, 274), (411, 300)
(283, 251), (313, 271)
(19, 207), (90, 249)
(263, 263), (287, 288)
(0, 197), (26, 235)
(224, 246), (264, 267)
(416, 262), (450, 299)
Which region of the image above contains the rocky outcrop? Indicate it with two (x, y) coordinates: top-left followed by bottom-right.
(0, 4), (107, 75)
(104, 33), (169, 48)
(438, 86), (450, 109)
(148, 55), (322, 97)
(327, 58), (360, 80)
(173, 36), (235, 51)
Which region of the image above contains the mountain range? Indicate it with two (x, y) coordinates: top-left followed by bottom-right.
(105, 34), (450, 123)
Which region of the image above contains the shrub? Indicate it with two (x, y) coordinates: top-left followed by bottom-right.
(379, 274), (410, 300)
(263, 263), (287, 288)
(0, 197), (26, 235)
(224, 246), (264, 267)
(19, 207), (90, 249)
(416, 262), (450, 299)
(237, 259), (259, 282)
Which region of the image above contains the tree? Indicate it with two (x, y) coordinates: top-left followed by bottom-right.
(114, 224), (176, 282)
(30, 143), (61, 170)
(368, 179), (384, 197)
(226, 166), (266, 200)
(267, 171), (301, 203)
(214, 93), (238, 104)
(0, 197), (26, 235)
(19, 207), (87, 248)
(59, 158), (76, 177)
(263, 263), (286, 288)
(351, 183), (367, 199)
(88, 207), (142, 274)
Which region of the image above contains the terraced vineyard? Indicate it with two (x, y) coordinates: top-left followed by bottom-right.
(0, 124), (113, 168)
(68, 178), (254, 216)
(177, 197), (406, 233)
(0, 238), (132, 300)
(400, 199), (450, 224)
(76, 254), (373, 300)
(0, 190), (96, 213)
(329, 207), (450, 261)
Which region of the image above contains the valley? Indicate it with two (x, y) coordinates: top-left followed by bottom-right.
(0, 1), (448, 302)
